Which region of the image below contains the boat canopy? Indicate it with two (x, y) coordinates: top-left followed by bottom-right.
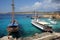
(38, 21), (49, 25)
(8, 23), (18, 26)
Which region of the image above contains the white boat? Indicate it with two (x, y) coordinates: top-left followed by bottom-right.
(31, 19), (44, 30)
(50, 21), (57, 24)
(48, 18), (57, 24)
(31, 10), (53, 32)
(48, 16), (57, 24)
(31, 19), (53, 32)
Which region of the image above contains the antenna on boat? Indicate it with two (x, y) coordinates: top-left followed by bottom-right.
(34, 8), (37, 20)
(11, 0), (15, 21)
(35, 10), (37, 20)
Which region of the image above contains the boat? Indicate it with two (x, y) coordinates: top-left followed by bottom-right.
(7, 0), (19, 35)
(31, 10), (53, 33)
(50, 21), (57, 24)
(48, 16), (57, 24)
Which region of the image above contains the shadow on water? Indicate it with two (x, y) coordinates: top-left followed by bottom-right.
(32, 24), (44, 32)
(10, 24), (25, 38)
(0, 33), (6, 38)
(54, 28), (60, 32)
(0, 23), (26, 38)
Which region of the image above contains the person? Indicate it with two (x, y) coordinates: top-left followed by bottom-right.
(8, 19), (18, 26)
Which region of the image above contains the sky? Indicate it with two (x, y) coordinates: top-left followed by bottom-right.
(0, 0), (60, 13)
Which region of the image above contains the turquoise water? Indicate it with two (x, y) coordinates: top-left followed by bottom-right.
(0, 14), (60, 37)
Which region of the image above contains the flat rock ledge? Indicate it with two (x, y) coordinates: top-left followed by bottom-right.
(0, 32), (60, 40)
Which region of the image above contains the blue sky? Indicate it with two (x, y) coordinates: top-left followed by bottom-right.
(0, 0), (60, 13)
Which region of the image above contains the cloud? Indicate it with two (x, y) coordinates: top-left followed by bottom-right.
(20, 2), (42, 12)
(40, 0), (60, 9)
(52, 0), (60, 3)
(33, 2), (42, 9)
(19, 0), (60, 12)
(20, 6), (32, 12)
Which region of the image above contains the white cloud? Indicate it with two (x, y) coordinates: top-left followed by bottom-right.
(33, 2), (42, 9)
(20, 2), (41, 12)
(20, 6), (32, 11)
(42, 0), (60, 10)
(19, 0), (60, 12)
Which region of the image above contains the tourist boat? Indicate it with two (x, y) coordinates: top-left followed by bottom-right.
(31, 19), (52, 32)
(31, 10), (53, 33)
(7, 0), (19, 34)
(48, 16), (57, 24)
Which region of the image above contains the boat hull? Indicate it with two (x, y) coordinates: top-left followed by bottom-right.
(31, 20), (53, 33)
(7, 26), (19, 33)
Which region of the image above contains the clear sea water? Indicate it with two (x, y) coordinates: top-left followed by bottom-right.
(0, 14), (60, 37)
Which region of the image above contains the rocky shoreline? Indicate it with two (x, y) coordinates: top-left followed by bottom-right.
(0, 32), (60, 40)
(43, 14), (60, 19)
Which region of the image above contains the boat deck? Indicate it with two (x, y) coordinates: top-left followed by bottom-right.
(31, 20), (53, 32)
